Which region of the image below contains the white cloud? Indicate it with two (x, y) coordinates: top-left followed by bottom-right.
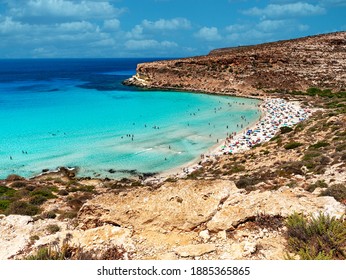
(195, 27), (222, 41)
(125, 39), (177, 50)
(103, 19), (120, 30)
(57, 21), (97, 33)
(244, 2), (326, 18)
(257, 19), (288, 32)
(298, 24), (310, 31)
(9, 0), (124, 21)
(126, 25), (144, 39)
(141, 18), (191, 30)
(126, 17), (191, 40)
(0, 16), (30, 34)
(226, 24), (249, 33)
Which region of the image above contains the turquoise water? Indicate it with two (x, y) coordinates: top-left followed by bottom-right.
(0, 59), (260, 179)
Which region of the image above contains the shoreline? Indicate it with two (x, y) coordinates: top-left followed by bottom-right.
(157, 102), (264, 179)
(155, 97), (312, 181)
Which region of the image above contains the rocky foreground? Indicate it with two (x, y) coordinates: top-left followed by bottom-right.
(1, 32), (346, 260)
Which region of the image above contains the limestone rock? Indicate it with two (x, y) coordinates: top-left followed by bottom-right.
(0, 215), (34, 259)
(242, 241), (257, 256)
(199, 230), (210, 242)
(124, 32), (346, 95)
(207, 187), (345, 232)
(174, 244), (216, 257)
(78, 180), (233, 232)
(157, 252), (179, 260)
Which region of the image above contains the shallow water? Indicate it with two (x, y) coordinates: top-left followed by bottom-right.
(0, 59), (260, 179)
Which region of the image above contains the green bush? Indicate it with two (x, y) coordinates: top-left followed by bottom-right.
(280, 126), (293, 134)
(26, 245), (66, 260)
(302, 151), (322, 161)
(46, 224), (60, 234)
(58, 189), (69, 196)
(309, 141), (330, 149)
(25, 185), (36, 192)
(286, 213), (346, 260)
(0, 200), (10, 211)
(336, 143), (346, 152)
(42, 211), (57, 219)
(31, 188), (57, 199)
(11, 181), (27, 188)
(306, 180), (328, 193)
(320, 184), (346, 203)
(284, 142), (303, 150)
(0, 185), (16, 197)
(5, 201), (40, 216)
(235, 176), (259, 190)
(29, 195), (47, 206)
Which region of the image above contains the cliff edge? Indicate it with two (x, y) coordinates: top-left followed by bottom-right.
(124, 32), (346, 96)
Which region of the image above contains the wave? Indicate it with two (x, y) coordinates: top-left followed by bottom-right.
(134, 148), (153, 155)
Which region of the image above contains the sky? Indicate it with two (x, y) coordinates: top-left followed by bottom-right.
(0, 0), (345, 58)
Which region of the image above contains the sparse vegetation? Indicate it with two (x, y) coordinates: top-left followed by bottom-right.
(285, 213), (346, 260)
(29, 195), (47, 206)
(235, 176), (260, 191)
(252, 213), (284, 230)
(41, 211), (57, 219)
(284, 142), (303, 150)
(46, 224), (60, 234)
(306, 180), (328, 193)
(58, 210), (78, 220)
(309, 141), (330, 149)
(280, 126), (293, 134)
(5, 201), (40, 216)
(25, 234), (130, 260)
(320, 184), (346, 203)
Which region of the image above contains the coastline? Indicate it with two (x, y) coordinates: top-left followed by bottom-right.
(156, 97), (312, 181)
(28, 96), (312, 183)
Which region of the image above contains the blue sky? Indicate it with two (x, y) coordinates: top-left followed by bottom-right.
(0, 0), (345, 58)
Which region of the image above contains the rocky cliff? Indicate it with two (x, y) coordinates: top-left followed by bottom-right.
(124, 32), (346, 95)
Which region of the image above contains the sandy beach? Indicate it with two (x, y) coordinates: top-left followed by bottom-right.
(157, 98), (312, 180)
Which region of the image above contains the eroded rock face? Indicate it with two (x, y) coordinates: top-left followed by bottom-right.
(79, 181), (345, 235)
(75, 180), (345, 260)
(207, 186), (345, 232)
(1, 180), (345, 260)
(124, 32), (346, 95)
(78, 180), (233, 232)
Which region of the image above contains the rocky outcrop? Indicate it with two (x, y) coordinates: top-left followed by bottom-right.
(75, 179), (345, 260)
(1, 178), (345, 260)
(78, 180), (232, 232)
(124, 32), (346, 95)
(78, 180), (345, 234)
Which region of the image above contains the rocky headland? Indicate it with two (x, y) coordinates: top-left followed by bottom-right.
(1, 32), (346, 260)
(124, 32), (346, 96)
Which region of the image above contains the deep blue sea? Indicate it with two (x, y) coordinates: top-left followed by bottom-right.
(0, 59), (260, 179)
